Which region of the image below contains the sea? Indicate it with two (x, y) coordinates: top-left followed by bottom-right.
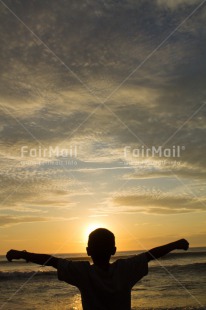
(0, 248), (205, 310)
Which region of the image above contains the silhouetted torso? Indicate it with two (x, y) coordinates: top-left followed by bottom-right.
(57, 253), (148, 310)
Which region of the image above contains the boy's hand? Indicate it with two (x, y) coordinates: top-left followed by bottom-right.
(175, 239), (189, 251)
(6, 249), (24, 262)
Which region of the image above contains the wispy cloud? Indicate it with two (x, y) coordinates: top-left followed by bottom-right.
(112, 193), (206, 214)
(0, 215), (78, 227)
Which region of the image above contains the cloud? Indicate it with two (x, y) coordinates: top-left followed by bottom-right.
(110, 190), (206, 214)
(123, 160), (206, 180)
(156, 0), (201, 9)
(0, 0), (205, 221)
(0, 215), (78, 227)
(0, 171), (80, 213)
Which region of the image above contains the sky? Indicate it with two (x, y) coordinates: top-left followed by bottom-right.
(0, 0), (206, 254)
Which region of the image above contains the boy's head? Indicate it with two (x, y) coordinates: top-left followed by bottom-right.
(86, 228), (116, 262)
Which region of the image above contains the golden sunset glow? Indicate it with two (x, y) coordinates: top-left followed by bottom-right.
(82, 222), (107, 244)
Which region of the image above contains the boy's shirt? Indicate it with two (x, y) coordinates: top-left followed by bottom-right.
(57, 253), (148, 310)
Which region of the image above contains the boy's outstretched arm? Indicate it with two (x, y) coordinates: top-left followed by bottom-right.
(6, 250), (58, 269)
(146, 239), (189, 262)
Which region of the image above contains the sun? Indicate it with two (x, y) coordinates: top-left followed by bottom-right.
(83, 222), (105, 243)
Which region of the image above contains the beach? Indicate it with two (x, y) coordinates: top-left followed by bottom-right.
(0, 248), (205, 310)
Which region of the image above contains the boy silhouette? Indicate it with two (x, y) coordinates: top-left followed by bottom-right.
(6, 228), (189, 310)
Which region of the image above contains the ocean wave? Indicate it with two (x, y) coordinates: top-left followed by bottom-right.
(1, 263), (205, 281)
(151, 262), (206, 271)
(0, 270), (57, 280)
(160, 251), (206, 260)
